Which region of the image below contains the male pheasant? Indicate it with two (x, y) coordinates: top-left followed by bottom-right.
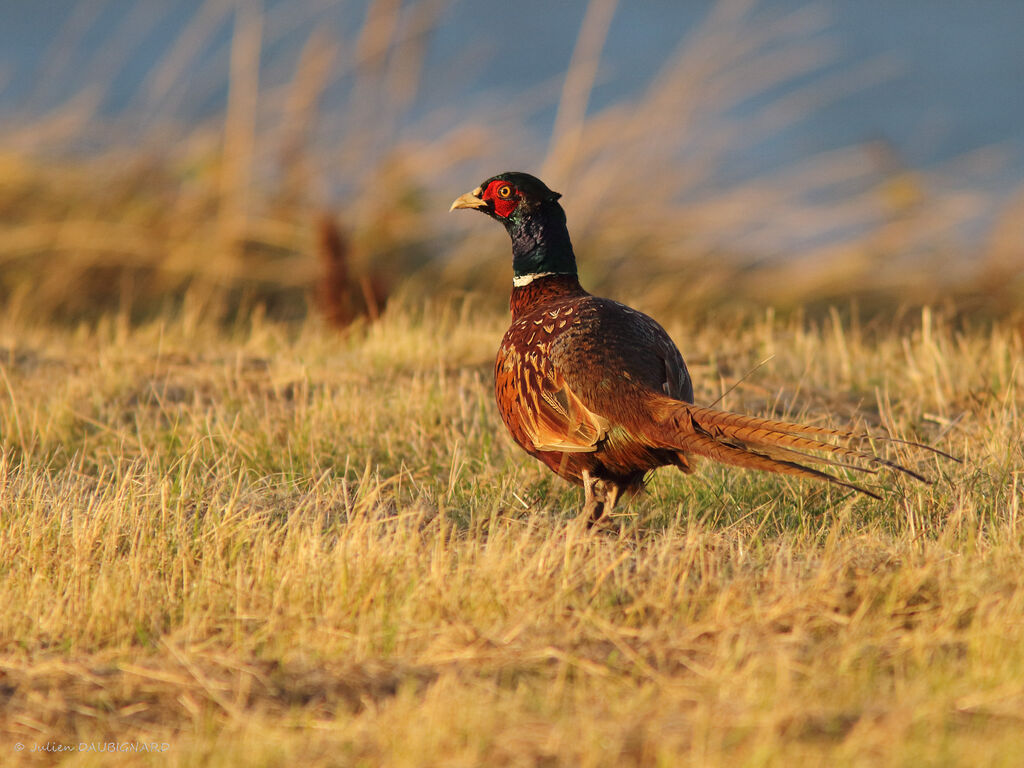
(451, 172), (945, 520)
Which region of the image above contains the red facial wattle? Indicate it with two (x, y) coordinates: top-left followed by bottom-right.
(483, 180), (518, 218)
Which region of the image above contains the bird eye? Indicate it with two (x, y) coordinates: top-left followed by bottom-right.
(498, 185), (513, 198)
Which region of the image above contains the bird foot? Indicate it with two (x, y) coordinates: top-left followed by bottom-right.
(581, 474), (622, 527)
(580, 470), (607, 526)
(584, 498), (607, 527)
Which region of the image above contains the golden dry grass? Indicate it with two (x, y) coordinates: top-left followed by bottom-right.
(0, 299), (1021, 766)
(1, 2), (1023, 764)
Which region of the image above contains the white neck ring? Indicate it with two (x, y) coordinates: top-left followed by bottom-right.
(512, 272), (570, 287)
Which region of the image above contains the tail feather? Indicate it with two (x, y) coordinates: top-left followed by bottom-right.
(684, 405), (930, 484)
(647, 397), (944, 497)
(678, 431), (882, 499)
(679, 405), (958, 463)
(742, 441), (880, 476)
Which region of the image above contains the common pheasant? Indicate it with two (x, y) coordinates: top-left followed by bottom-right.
(451, 172), (947, 521)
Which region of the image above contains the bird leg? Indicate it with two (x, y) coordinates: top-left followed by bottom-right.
(581, 474), (625, 527)
(602, 482), (621, 515)
(584, 480), (623, 529)
(581, 470), (603, 521)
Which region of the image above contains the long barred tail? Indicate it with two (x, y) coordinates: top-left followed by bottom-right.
(647, 397), (957, 497)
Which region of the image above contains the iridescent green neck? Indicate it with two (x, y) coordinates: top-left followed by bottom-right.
(504, 200), (578, 280)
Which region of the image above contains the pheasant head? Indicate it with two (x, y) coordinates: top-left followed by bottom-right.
(450, 171), (577, 284)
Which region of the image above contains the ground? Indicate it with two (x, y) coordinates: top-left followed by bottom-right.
(0, 300), (1021, 767)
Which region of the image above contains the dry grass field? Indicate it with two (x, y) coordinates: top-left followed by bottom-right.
(0, 296), (1021, 766)
(2, 1), (1023, 764)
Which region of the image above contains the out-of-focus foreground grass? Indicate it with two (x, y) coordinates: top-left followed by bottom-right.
(0, 1), (1022, 765)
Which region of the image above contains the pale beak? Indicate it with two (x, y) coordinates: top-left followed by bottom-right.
(449, 187), (489, 212)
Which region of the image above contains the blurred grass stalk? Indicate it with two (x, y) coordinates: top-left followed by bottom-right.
(219, 0), (263, 259)
(0, 0), (1020, 324)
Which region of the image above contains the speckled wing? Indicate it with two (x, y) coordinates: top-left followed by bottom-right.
(546, 298), (693, 423)
(495, 330), (611, 454)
